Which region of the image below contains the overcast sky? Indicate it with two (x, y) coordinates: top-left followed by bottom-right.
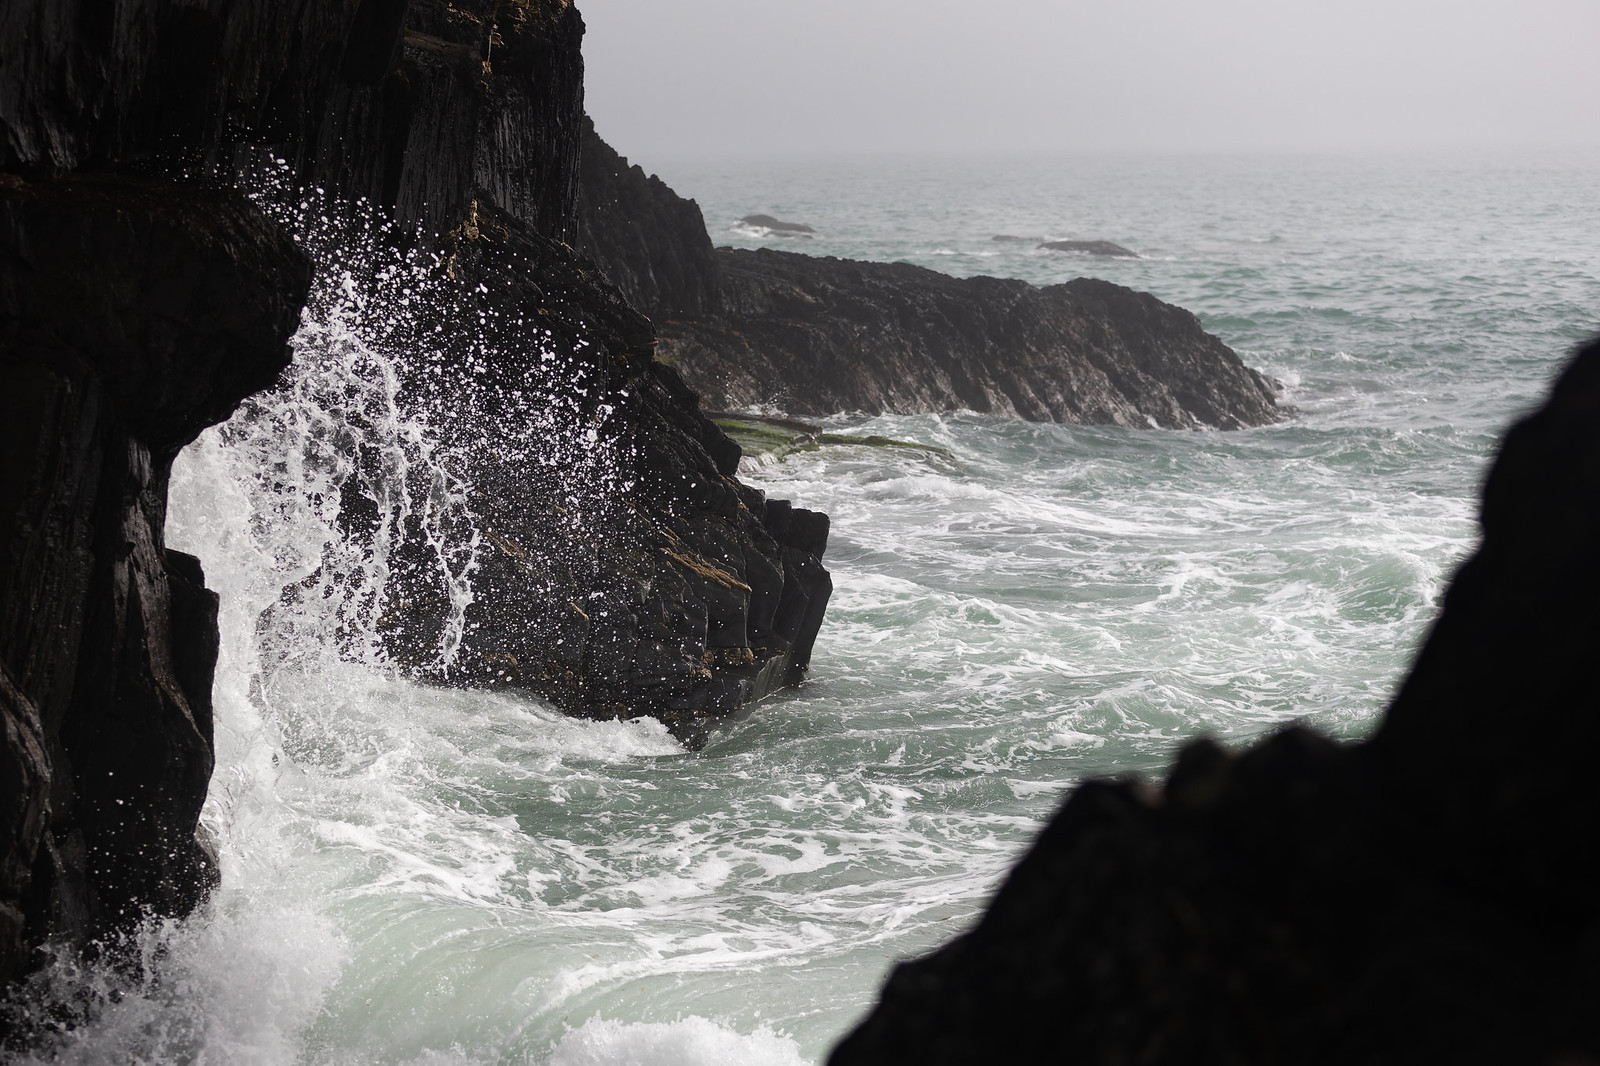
(579, 0), (1600, 160)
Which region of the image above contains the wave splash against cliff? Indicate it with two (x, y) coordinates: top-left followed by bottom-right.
(1, 184), (803, 1065)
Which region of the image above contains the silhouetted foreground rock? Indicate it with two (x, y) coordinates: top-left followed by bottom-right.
(830, 337), (1600, 1065)
(662, 249), (1282, 428)
(574, 127), (1280, 428)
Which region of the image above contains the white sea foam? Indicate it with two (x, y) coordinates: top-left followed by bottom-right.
(545, 1016), (807, 1066)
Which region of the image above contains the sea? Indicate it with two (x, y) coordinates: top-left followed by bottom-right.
(7, 149), (1598, 1064)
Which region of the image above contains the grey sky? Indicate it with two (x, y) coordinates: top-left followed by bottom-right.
(579, 0), (1600, 159)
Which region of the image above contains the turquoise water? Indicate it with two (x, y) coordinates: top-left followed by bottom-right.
(11, 150), (1599, 1064)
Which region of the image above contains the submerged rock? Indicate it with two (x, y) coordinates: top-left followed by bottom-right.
(1039, 238), (1139, 258)
(739, 214), (816, 235)
(829, 336), (1600, 1064)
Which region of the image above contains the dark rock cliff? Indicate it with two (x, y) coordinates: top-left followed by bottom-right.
(291, 1), (832, 746)
(573, 125), (1282, 430)
(829, 338), (1600, 1064)
(0, 177), (309, 984)
(1, 0), (831, 990)
(2, 0), (351, 988)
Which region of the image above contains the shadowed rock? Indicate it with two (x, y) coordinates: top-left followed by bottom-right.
(829, 336), (1600, 1065)
(1, 0), (834, 992)
(0, 174), (309, 984)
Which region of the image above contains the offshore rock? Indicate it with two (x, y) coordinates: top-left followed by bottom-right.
(0, 174), (309, 983)
(830, 337), (1600, 1064)
(659, 249), (1282, 429)
(740, 214), (816, 236)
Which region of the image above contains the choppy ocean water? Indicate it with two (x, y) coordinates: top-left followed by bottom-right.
(9, 150), (1599, 1064)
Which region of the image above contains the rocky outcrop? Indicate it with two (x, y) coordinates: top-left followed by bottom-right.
(294, 4), (831, 747)
(0, 176), (309, 984)
(659, 249), (1282, 429)
(572, 126), (1280, 429)
(370, 201), (832, 749)
(309, 0), (586, 241)
(829, 338), (1600, 1064)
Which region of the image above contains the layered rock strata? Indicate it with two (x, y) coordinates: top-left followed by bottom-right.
(373, 202), (831, 748)
(575, 125), (1282, 429)
(830, 338), (1600, 1064)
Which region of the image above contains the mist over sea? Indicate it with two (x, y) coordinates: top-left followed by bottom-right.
(9, 149), (1597, 1064)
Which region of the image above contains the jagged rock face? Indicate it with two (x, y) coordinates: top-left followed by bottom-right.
(829, 339), (1600, 1065)
(371, 203), (830, 749)
(298, 6), (833, 745)
(659, 249), (1283, 430)
(0, 175), (309, 983)
(575, 116), (722, 317)
(310, 0), (586, 240)
(0, 0), (374, 172)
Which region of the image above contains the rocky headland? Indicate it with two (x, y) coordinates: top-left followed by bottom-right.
(575, 125), (1281, 428)
(830, 339), (1600, 1063)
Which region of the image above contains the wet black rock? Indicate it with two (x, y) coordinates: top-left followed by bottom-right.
(659, 249), (1282, 429)
(1, 0), (834, 991)
(296, 3), (833, 747)
(369, 201), (831, 750)
(829, 336), (1600, 1065)
(1039, 238), (1139, 258)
